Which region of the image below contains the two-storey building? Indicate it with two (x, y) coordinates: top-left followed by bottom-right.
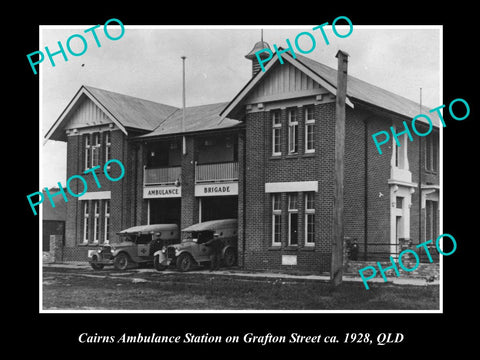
(45, 39), (440, 273)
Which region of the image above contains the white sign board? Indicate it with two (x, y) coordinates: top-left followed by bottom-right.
(265, 181), (318, 193)
(195, 182), (238, 197)
(281, 255), (297, 265)
(143, 185), (181, 198)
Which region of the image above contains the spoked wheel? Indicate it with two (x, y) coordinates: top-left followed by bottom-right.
(176, 253), (193, 272)
(90, 256), (104, 270)
(113, 253), (131, 271)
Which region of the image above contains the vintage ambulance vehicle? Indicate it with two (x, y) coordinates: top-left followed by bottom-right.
(153, 219), (238, 272)
(88, 224), (179, 270)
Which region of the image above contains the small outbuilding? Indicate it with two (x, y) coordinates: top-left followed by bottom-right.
(42, 188), (66, 251)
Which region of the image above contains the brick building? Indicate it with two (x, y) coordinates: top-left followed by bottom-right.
(45, 40), (440, 273)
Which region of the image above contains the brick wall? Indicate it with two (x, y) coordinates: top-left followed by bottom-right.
(237, 130), (246, 267)
(344, 107), (367, 253)
(63, 129), (132, 261)
(365, 115), (393, 257)
(65, 134), (80, 251)
(180, 136), (198, 229)
(416, 126), (440, 244)
(408, 124), (421, 245)
(243, 102), (336, 274)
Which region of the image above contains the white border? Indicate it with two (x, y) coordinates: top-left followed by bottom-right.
(40, 24), (443, 314)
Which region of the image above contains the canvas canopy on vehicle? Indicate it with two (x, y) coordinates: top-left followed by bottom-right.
(181, 219), (237, 233)
(118, 224), (178, 235)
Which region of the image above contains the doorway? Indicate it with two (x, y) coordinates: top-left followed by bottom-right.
(149, 198), (181, 226)
(199, 196), (238, 222)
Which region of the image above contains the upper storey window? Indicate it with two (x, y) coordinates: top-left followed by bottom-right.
(84, 131), (111, 170)
(271, 110), (281, 156)
(305, 106), (315, 153)
(288, 108), (298, 154)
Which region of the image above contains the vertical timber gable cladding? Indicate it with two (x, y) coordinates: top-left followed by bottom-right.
(64, 96), (111, 130)
(246, 62), (327, 103)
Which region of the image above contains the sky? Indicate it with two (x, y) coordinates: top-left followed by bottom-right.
(39, 25), (441, 189)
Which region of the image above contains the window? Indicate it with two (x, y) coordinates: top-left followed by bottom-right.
(83, 201), (90, 243)
(272, 110), (281, 156)
(426, 200), (438, 241)
(305, 192), (315, 245)
(425, 134), (439, 172)
(272, 193), (282, 246)
(85, 135), (91, 170)
(288, 193), (298, 245)
(92, 133), (100, 167)
(104, 200), (110, 244)
(104, 131), (111, 163)
(85, 132), (109, 170)
(305, 106), (315, 153)
(93, 200), (100, 243)
(396, 196), (404, 209)
(288, 108), (298, 154)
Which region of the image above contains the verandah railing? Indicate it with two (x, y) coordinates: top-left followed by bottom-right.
(195, 161), (239, 183)
(144, 166), (181, 185)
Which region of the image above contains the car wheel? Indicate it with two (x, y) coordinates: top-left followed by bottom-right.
(90, 256), (104, 270)
(154, 255), (166, 271)
(176, 253), (193, 272)
(223, 248), (237, 267)
(114, 253), (131, 271)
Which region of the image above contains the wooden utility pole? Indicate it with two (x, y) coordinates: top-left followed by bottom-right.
(181, 56), (187, 155)
(331, 50), (349, 286)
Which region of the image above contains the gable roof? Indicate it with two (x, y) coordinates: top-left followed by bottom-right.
(45, 86), (241, 142)
(137, 102), (241, 138)
(295, 53), (434, 121)
(221, 50), (437, 126)
(84, 86), (179, 131)
(45, 86), (179, 142)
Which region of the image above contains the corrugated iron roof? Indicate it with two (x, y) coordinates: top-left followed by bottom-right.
(46, 86), (241, 142)
(221, 50), (438, 127)
(294, 53), (437, 124)
(84, 86), (179, 131)
(138, 102), (241, 138)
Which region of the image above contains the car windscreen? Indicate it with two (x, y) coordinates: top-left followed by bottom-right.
(118, 233), (152, 244)
(182, 231), (214, 244)
(118, 234), (136, 242)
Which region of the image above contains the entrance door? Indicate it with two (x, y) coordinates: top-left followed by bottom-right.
(149, 198), (181, 226)
(199, 196), (238, 222)
(395, 215), (403, 254)
(390, 187), (412, 257)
